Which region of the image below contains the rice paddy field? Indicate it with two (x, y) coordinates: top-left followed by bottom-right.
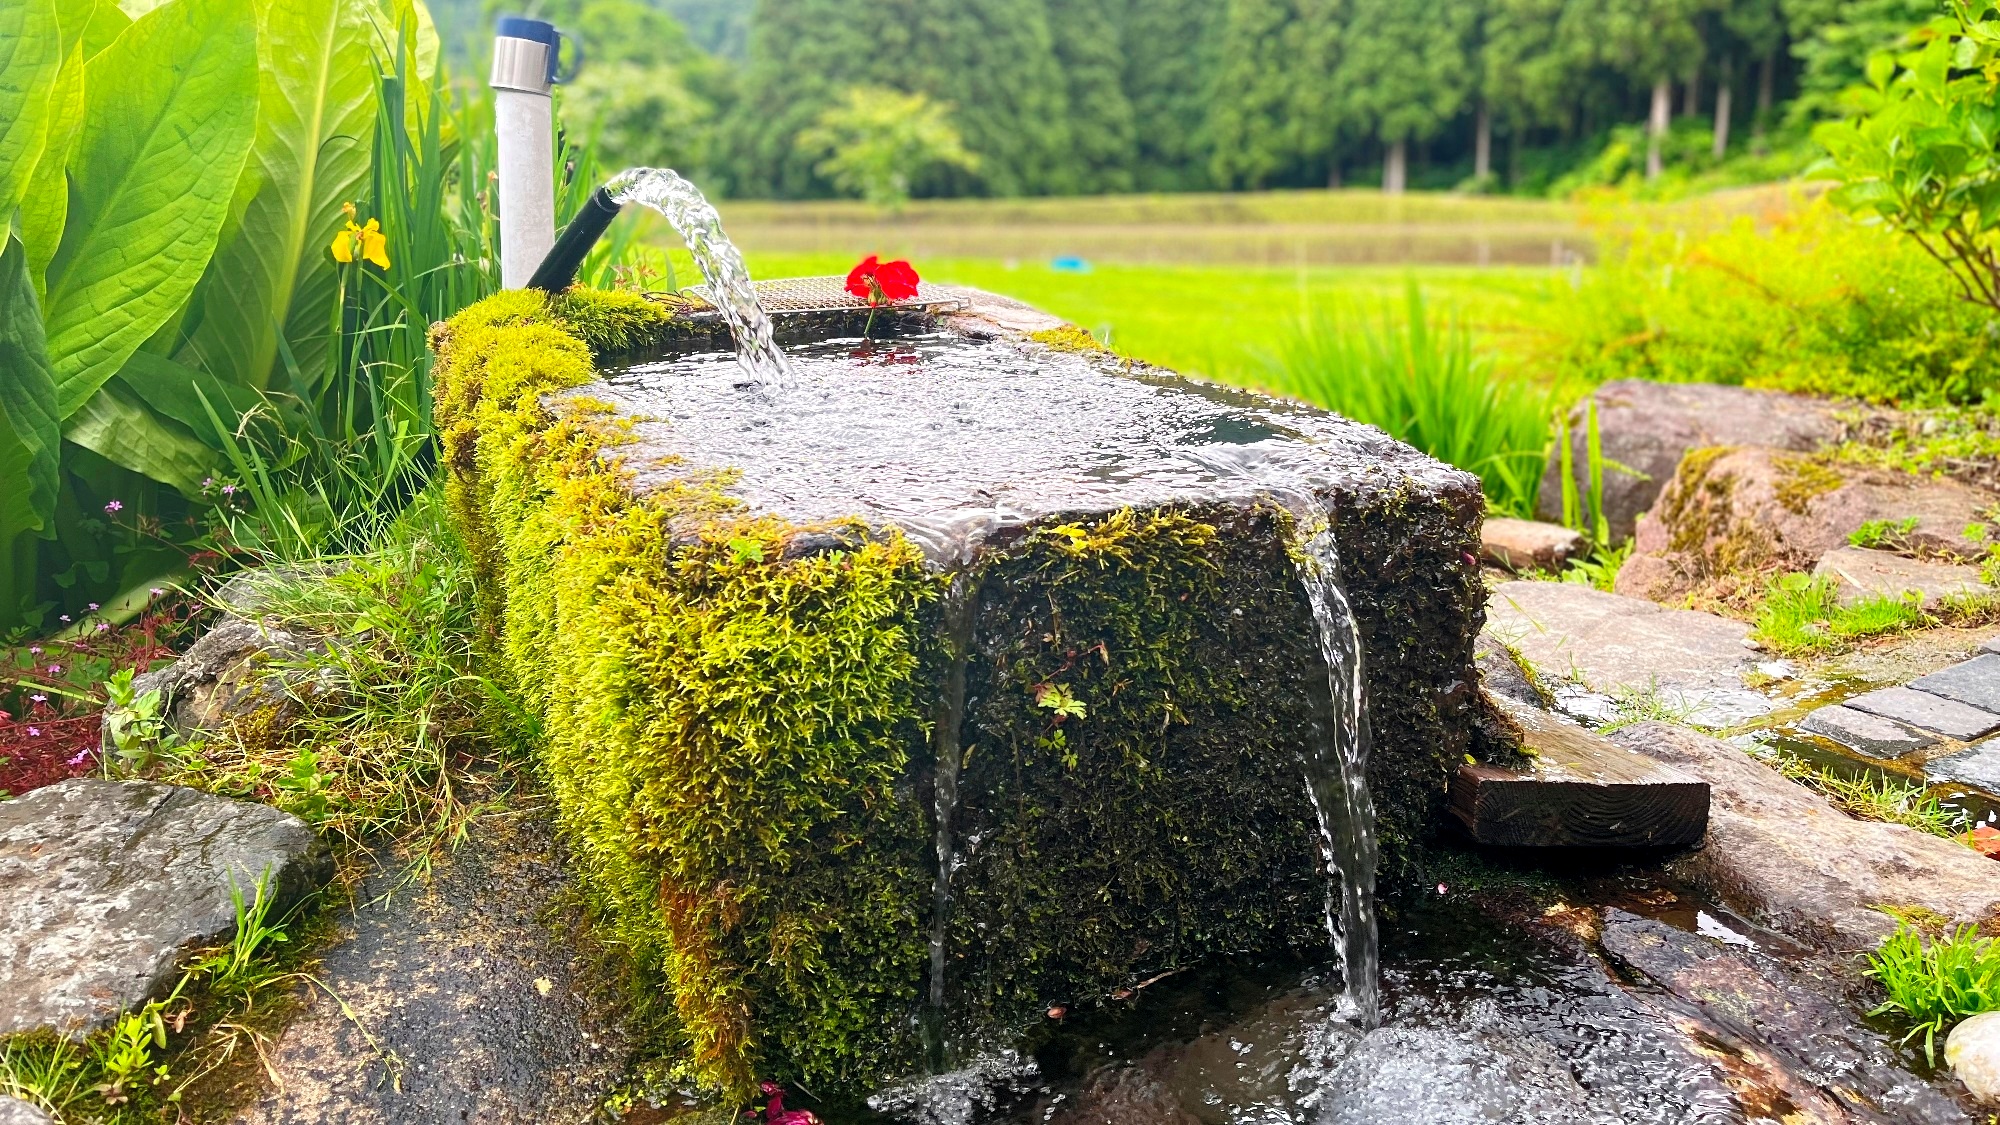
(632, 186), (1793, 390)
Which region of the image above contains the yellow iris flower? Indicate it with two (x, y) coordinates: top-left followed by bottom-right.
(331, 203), (390, 268)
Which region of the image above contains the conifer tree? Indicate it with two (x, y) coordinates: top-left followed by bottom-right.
(1120, 0), (1225, 190)
(1048, 0), (1139, 193)
(1208, 0), (1346, 189)
(1336, 0), (1478, 191)
(726, 0), (1073, 198)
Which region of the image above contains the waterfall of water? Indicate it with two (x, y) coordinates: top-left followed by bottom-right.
(924, 573), (982, 1069)
(604, 167), (791, 385)
(1293, 518), (1382, 1029)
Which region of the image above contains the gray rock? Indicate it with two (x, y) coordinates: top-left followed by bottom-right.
(1845, 685), (2000, 741)
(1537, 380), (1853, 543)
(0, 1098), (53, 1125)
(1608, 722), (2000, 948)
(1948, 1011), (2000, 1105)
(1599, 909), (1965, 1121)
(1474, 633), (1551, 709)
(1315, 1027), (1606, 1125)
(106, 616), (330, 754)
(1815, 546), (1991, 607)
(1482, 581), (1773, 727)
(1481, 517), (1586, 573)
(1798, 703), (1937, 760)
(1913, 655), (2000, 715)
(233, 812), (630, 1125)
(0, 780), (329, 1037)
(1928, 742), (2000, 796)
(1983, 634), (2000, 656)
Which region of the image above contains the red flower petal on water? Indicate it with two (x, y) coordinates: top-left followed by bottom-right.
(845, 255), (882, 300)
(874, 259), (920, 301)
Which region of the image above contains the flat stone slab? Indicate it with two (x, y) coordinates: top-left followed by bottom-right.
(1928, 743), (2000, 796)
(232, 813), (629, 1125)
(1316, 1027), (1608, 1125)
(1799, 703), (1938, 760)
(1844, 685), (2000, 741)
(1913, 654), (2000, 715)
(1480, 517), (1586, 573)
(1815, 546), (1991, 607)
(1608, 722), (2000, 948)
(0, 780), (329, 1037)
(1451, 695), (1708, 847)
(1482, 581), (1773, 726)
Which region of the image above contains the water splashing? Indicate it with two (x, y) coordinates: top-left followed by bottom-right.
(1293, 515), (1381, 1028)
(605, 167), (790, 385)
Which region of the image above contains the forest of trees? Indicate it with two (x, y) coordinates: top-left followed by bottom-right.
(466, 0), (1943, 199)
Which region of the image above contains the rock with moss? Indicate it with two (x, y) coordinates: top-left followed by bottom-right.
(1614, 445), (1998, 604)
(1538, 381), (1860, 543)
(428, 285), (1487, 1098)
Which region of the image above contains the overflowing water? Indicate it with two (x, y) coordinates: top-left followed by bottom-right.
(1290, 522), (1381, 1029)
(604, 167), (790, 384)
(925, 572), (983, 1069)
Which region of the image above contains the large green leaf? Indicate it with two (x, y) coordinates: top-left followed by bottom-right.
(0, 0), (61, 215)
(64, 381), (219, 495)
(42, 0), (258, 422)
(18, 42), (85, 302)
(179, 0), (377, 392)
(114, 351), (270, 443)
(0, 236), (60, 627)
(73, 0), (132, 58)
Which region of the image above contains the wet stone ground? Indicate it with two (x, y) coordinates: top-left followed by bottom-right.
(838, 856), (1978, 1125)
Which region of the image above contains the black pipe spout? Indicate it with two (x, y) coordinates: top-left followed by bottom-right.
(527, 186), (624, 293)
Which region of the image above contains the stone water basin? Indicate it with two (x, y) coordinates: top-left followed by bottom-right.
(512, 286), (1488, 1080)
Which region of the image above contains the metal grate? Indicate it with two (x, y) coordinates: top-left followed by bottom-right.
(685, 276), (968, 314)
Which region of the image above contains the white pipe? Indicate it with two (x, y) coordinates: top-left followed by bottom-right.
(492, 31), (555, 289)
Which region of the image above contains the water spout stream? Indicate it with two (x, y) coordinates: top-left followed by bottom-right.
(604, 167), (790, 385)
(924, 572), (982, 1069)
(1294, 519), (1381, 1028)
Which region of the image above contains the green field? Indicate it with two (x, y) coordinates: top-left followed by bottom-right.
(735, 253), (1558, 388)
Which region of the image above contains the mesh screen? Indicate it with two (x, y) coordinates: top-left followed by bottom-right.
(684, 276), (967, 314)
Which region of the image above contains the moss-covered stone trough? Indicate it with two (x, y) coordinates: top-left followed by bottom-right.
(428, 286), (1487, 1101)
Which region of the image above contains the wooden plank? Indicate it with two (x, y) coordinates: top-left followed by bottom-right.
(1450, 695), (1709, 848)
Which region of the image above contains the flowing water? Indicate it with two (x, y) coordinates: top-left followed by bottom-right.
(925, 572), (983, 1069)
(1291, 524), (1381, 1029)
(605, 167), (790, 384)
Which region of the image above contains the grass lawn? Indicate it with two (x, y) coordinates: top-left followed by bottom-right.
(650, 248), (1564, 388)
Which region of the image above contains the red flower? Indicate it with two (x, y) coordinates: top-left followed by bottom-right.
(757, 1082), (821, 1125)
(845, 255), (920, 306)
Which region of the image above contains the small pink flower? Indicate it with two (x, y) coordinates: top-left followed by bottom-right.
(149, 588), (164, 597)
(47, 665), (60, 674)
(57, 615), (69, 623)
(95, 622), (109, 632)
(87, 603), (99, 611)
(67, 748), (89, 767)
(29, 694), (46, 704)
(1436, 883), (1448, 895)
(221, 484), (237, 496)
(27, 728), (40, 737)
(104, 500), (123, 513)
(28, 646), (41, 655)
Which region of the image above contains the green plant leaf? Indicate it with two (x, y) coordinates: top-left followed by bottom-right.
(73, 0), (132, 58)
(114, 350), (273, 447)
(0, 0), (61, 215)
(0, 236), (60, 627)
(64, 381), (219, 495)
(18, 41), (86, 303)
(179, 0), (377, 393)
(42, 0), (259, 422)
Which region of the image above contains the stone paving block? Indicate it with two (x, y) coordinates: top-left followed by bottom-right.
(1813, 546), (1991, 607)
(1843, 685), (2000, 742)
(1799, 704), (1937, 760)
(1982, 634), (2000, 656)
(1927, 741), (2000, 796)
(1911, 654), (2000, 715)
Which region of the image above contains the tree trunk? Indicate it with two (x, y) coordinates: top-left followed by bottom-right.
(1713, 65), (1732, 160)
(1753, 49), (1775, 155)
(1474, 101), (1492, 182)
(1328, 161), (1342, 189)
(1384, 137), (1407, 194)
(1682, 60), (1700, 118)
(1647, 78), (1671, 180)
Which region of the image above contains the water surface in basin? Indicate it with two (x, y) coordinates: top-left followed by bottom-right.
(598, 333), (1448, 565)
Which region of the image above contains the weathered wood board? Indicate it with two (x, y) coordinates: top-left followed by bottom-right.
(1451, 696), (1709, 848)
